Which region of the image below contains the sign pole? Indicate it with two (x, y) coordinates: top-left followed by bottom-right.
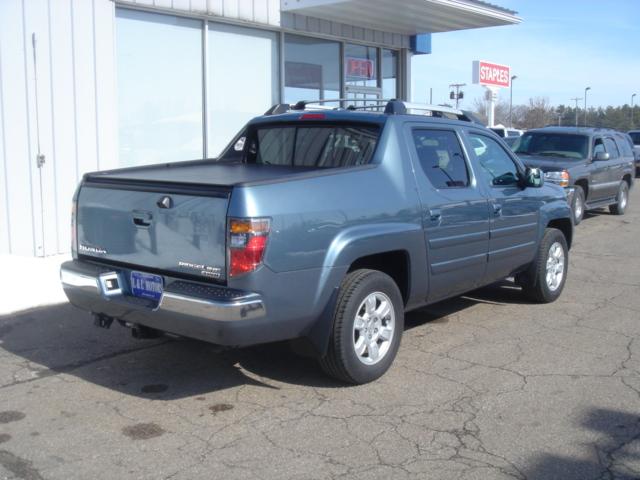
(486, 87), (497, 128)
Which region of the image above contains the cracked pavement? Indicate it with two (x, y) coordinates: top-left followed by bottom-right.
(0, 192), (639, 480)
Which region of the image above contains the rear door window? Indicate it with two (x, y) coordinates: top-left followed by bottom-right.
(229, 124), (380, 168)
(604, 137), (620, 159)
(615, 135), (633, 157)
(411, 129), (469, 189)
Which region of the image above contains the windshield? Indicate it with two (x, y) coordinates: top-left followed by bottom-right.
(220, 123), (380, 168)
(629, 132), (640, 146)
(514, 132), (589, 160)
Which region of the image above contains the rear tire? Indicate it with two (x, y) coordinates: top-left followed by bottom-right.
(572, 186), (585, 225)
(319, 269), (404, 384)
(609, 181), (629, 215)
(520, 228), (568, 303)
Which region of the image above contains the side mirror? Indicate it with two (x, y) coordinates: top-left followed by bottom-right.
(594, 151), (610, 161)
(524, 167), (544, 188)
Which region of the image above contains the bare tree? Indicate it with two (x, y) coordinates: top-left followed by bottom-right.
(472, 97), (510, 126)
(521, 97), (554, 129)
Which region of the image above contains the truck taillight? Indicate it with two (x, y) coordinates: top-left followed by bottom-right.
(228, 218), (270, 277)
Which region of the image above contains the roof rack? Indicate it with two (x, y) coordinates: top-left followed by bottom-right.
(264, 99), (481, 124)
(542, 125), (617, 131)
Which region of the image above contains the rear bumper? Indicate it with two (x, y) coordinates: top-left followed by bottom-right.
(60, 260), (268, 346)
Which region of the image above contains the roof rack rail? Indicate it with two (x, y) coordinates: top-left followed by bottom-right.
(263, 99), (484, 124)
(292, 99), (348, 110)
(383, 100), (480, 123)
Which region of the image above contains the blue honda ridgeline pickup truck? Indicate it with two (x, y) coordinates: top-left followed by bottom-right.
(61, 100), (574, 384)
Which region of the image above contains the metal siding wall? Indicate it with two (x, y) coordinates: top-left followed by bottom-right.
(0, 0), (38, 256)
(0, 46), (9, 254)
(0, 0), (116, 256)
(50, 0), (79, 254)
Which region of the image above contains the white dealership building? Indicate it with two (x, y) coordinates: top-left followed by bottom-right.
(0, 0), (519, 257)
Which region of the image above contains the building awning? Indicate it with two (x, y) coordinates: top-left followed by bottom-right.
(280, 0), (521, 34)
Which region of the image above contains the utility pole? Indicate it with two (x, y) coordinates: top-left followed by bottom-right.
(449, 83), (466, 108)
(584, 87), (591, 126)
(570, 97), (582, 127)
(632, 93), (637, 128)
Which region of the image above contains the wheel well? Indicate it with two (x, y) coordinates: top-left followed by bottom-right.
(574, 179), (588, 200)
(547, 218), (572, 249)
(623, 174), (632, 187)
(348, 251), (410, 305)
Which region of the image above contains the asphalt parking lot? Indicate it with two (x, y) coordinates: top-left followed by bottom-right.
(1, 192), (639, 480)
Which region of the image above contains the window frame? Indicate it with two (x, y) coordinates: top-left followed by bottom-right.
(467, 130), (525, 189)
(410, 127), (475, 190)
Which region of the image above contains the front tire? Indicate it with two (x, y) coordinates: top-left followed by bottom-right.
(572, 186), (585, 225)
(609, 181), (629, 215)
(319, 269), (404, 384)
(520, 228), (569, 303)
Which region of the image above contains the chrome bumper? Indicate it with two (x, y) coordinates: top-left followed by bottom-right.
(60, 261), (266, 342)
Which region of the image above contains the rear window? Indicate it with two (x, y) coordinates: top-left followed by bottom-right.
(616, 135), (634, 157)
(221, 124), (380, 168)
(629, 132), (640, 145)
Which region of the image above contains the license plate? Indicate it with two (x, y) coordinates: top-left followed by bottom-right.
(130, 271), (163, 301)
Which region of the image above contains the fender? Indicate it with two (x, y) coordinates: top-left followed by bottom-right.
(305, 222), (428, 357)
(320, 222), (427, 305)
(538, 198), (574, 248)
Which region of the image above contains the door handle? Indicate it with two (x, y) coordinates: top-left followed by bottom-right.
(492, 203), (502, 216)
(429, 209), (442, 222)
(132, 210), (153, 228)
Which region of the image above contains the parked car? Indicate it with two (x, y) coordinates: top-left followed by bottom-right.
(60, 101), (574, 384)
(490, 124), (523, 138)
(513, 127), (635, 224)
(628, 130), (640, 176)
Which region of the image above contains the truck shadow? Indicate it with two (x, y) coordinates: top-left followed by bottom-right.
(0, 281), (531, 398)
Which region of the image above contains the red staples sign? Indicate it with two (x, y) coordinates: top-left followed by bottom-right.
(472, 61), (511, 88)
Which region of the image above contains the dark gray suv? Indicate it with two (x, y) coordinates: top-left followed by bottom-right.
(514, 127), (635, 224)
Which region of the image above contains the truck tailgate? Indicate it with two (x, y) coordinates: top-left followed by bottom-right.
(76, 181), (230, 282)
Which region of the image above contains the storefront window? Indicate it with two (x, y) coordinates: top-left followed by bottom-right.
(344, 44), (377, 89)
(382, 49), (398, 99)
(116, 9), (203, 166)
(208, 23), (279, 156)
(284, 34), (340, 104)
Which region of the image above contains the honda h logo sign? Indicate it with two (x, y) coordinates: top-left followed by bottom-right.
(472, 60), (511, 88)
(346, 57), (375, 80)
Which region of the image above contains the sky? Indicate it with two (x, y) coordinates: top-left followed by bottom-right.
(411, 0), (640, 109)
